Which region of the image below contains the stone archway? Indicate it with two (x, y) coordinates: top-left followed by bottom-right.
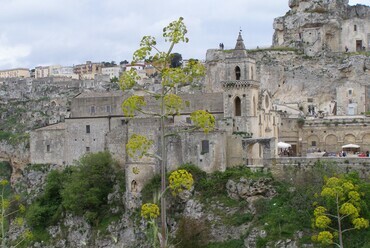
(344, 134), (356, 144)
(325, 134), (338, 153)
(362, 134), (370, 147)
(242, 138), (276, 167)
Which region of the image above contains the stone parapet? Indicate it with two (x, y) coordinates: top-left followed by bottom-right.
(269, 157), (370, 180)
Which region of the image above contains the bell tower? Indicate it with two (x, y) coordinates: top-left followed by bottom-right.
(222, 31), (259, 133)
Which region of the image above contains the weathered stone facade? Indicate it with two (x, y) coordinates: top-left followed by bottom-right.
(30, 33), (280, 194)
(273, 0), (370, 56)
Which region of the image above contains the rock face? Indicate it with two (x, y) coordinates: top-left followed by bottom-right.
(226, 177), (277, 214)
(226, 177), (276, 200)
(273, 0), (370, 56)
(253, 50), (370, 114)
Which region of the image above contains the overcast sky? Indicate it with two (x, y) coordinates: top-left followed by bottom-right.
(0, 0), (368, 70)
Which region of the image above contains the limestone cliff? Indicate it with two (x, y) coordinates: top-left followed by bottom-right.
(252, 50), (370, 113)
(273, 0), (370, 56)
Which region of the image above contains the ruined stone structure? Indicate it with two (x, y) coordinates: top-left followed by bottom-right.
(273, 0), (370, 56)
(30, 33), (280, 193)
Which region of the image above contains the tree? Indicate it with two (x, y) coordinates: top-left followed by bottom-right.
(61, 151), (116, 224)
(170, 53), (183, 68)
(26, 170), (66, 229)
(119, 17), (215, 247)
(312, 176), (369, 247)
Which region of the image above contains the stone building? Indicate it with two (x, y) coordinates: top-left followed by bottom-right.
(30, 33), (280, 194)
(73, 61), (102, 80)
(273, 0), (370, 56)
(101, 66), (122, 79)
(336, 82), (366, 115)
(300, 116), (370, 155)
(35, 65), (79, 79)
(0, 68), (30, 79)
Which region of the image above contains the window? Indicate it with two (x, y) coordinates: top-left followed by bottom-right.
(253, 96), (256, 116)
(90, 106), (95, 114)
(46, 145), (50, 152)
(234, 97), (241, 116)
(131, 180), (138, 192)
(354, 25), (357, 31)
(348, 89), (352, 96)
(201, 140), (209, 154)
(86, 125), (90, 133)
(311, 141), (316, 147)
(106, 105), (111, 113)
(235, 66), (241, 80)
(86, 147), (90, 152)
(186, 117), (192, 124)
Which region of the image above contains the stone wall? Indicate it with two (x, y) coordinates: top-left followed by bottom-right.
(70, 92), (124, 118)
(301, 116), (370, 155)
(336, 82), (366, 115)
(270, 157), (370, 181)
(30, 123), (66, 165)
(64, 117), (111, 165)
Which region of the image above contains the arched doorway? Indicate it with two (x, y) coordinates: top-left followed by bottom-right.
(325, 134), (338, 153)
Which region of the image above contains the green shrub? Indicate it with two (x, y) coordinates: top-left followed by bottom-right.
(61, 151), (116, 225)
(26, 170), (66, 228)
(0, 161), (12, 180)
(256, 237), (268, 248)
(226, 212), (253, 226)
(141, 174), (161, 204)
(254, 181), (315, 241)
(0, 131), (13, 141)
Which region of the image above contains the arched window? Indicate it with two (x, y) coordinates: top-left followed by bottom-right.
(235, 97), (241, 116)
(235, 66), (241, 80)
(251, 67), (254, 80)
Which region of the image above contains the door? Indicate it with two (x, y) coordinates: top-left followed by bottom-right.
(356, 40), (363, 52)
(348, 103), (357, 115)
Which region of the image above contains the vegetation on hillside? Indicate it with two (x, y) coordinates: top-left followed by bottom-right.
(141, 163), (370, 248)
(24, 151), (125, 244)
(2, 156), (370, 247)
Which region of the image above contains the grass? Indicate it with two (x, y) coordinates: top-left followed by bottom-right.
(0, 131), (29, 146)
(253, 181), (315, 242)
(97, 213), (122, 235)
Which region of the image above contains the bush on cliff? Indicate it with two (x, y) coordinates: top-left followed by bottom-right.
(61, 151), (117, 224)
(27, 151), (121, 231)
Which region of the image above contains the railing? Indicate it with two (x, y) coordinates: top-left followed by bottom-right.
(222, 80), (259, 88)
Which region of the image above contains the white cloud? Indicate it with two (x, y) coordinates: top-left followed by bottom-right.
(0, 35), (31, 69)
(0, 0), (367, 69)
